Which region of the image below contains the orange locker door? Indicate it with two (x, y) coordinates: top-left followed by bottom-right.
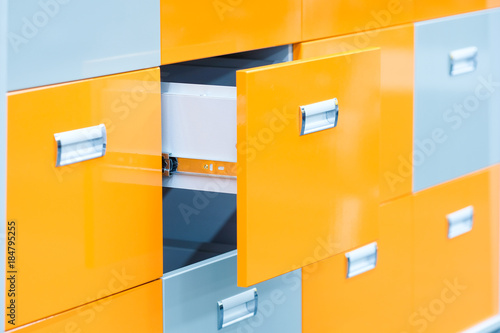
(236, 49), (380, 286)
(302, 0), (414, 41)
(6, 69), (162, 329)
(14, 281), (163, 333)
(413, 166), (500, 333)
(303, 196), (413, 333)
(295, 24), (414, 203)
(414, 0), (486, 21)
(160, 0), (301, 64)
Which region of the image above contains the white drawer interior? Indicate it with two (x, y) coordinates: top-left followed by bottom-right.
(160, 45), (292, 194)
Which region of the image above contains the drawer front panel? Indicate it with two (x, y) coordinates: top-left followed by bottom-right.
(415, 0), (486, 21)
(160, 0), (301, 64)
(162, 251), (301, 333)
(14, 281), (163, 333)
(414, 10), (500, 192)
(6, 68), (162, 328)
(302, 0), (413, 41)
(7, 0), (160, 91)
(295, 24), (414, 203)
(413, 166), (500, 333)
(303, 196), (413, 333)
(236, 49), (381, 286)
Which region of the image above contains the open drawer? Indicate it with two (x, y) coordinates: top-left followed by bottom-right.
(161, 46), (381, 286)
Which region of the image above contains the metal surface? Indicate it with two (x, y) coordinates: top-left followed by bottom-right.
(414, 10), (499, 192)
(6, 69), (162, 329)
(447, 205), (474, 239)
(162, 251), (302, 333)
(450, 46), (478, 76)
(300, 98), (339, 136)
(217, 289), (258, 329)
(345, 242), (378, 278)
(7, 0), (160, 91)
(54, 124), (106, 167)
(237, 48), (380, 287)
(176, 158), (237, 178)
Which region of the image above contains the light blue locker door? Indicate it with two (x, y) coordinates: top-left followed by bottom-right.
(162, 251), (302, 333)
(7, 0), (160, 91)
(414, 9), (500, 192)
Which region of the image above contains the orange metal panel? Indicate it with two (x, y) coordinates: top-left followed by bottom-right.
(236, 49), (381, 286)
(414, 0), (486, 21)
(302, 0), (414, 41)
(160, 0), (301, 64)
(295, 24), (414, 203)
(488, 0), (500, 7)
(6, 69), (162, 329)
(303, 196), (413, 333)
(413, 166), (500, 333)
(13, 280), (163, 333)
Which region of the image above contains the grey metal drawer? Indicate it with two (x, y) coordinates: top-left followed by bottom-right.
(162, 251), (301, 333)
(413, 9), (500, 192)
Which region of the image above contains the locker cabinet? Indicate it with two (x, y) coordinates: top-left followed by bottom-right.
(162, 48), (381, 287)
(303, 196), (413, 333)
(295, 24), (414, 203)
(413, 166), (500, 333)
(13, 281), (163, 333)
(413, 10), (500, 192)
(162, 251), (301, 333)
(5, 68), (162, 328)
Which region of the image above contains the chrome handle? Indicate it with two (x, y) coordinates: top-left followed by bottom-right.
(300, 98), (338, 136)
(54, 124), (107, 167)
(217, 289), (258, 330)
(449, 47), (478, 76)
(345, 242), (377, 278)
(447, 206), (473, 239)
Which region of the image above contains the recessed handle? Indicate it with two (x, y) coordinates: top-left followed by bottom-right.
(449, 47), (478, 76)
(447, 206), (473, 239)
(54, 124), (107, 167)
(217, 289), (258, 330)
(300, 98), (338, 136)
(345, 242), (377, 278)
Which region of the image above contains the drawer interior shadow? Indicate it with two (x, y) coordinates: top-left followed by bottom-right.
(163, 187), (237, 273)
(160, 44), (291, 86)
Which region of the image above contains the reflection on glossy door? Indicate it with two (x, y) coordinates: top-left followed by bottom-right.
(14, 281), (163, 333)
(295, 24), (414, 203)
(6, 68), (162, 328)
(303, 196), (413, 332)
(413, 166), (499, 333)
(237, 49), (380, 286)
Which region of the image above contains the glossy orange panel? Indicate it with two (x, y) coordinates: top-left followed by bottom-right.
(303, 196), (413, 333)
(160, 0), (301, 64)
(236, 49), (380, 286)
(302, 0), (413, 41)
(413, 166), (499, 333)
(295, 24), (414, 203)
(6, 68), (162, 329)
(488, 0), (500, 7)
(14, 281), (163, 333)
(414, 0), (486, 21)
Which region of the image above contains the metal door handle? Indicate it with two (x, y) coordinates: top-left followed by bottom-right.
(345, 242), (378, 278)
(54, 124), (107, 167)
(449, 47), (478, 76)
(217, 289), (258, 329)
(300, 98), (338, 135)
(447, 206), (473, 239)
